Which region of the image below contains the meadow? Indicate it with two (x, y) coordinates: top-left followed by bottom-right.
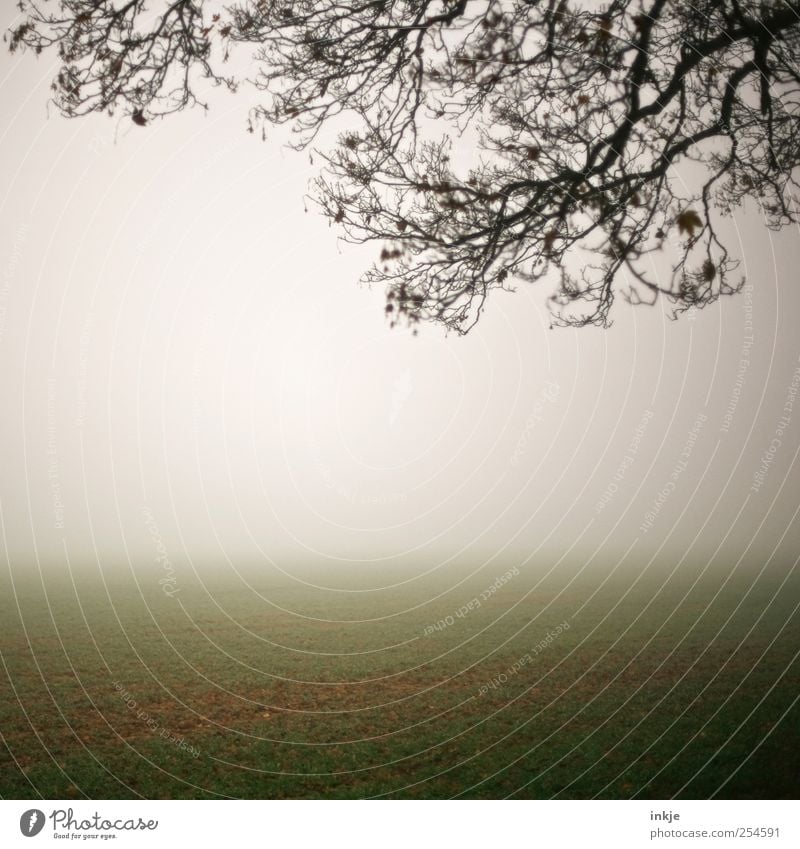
(1, 558), (798, 799)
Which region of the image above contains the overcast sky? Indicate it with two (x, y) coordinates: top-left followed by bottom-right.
(1, 41), (799, 590)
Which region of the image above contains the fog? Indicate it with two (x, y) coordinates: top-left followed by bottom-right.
(2, 44), (799, 592)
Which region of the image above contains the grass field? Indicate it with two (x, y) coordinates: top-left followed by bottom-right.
(1, 558), (799, 799)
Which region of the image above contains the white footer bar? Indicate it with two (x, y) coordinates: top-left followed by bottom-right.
(3, 800), (795, 848)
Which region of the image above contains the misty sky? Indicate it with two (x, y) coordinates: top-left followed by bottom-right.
(1, 40), (799, 587)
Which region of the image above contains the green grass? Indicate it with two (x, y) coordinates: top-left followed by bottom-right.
(1, 559), (799, 799)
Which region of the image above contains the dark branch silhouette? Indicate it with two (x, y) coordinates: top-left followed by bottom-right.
(9, 0), (800, 331)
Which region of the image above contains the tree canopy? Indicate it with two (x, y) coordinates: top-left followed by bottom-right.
(8, 0), (800, 330)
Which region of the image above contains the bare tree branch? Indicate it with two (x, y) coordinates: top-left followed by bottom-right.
(10, 0), (800, 331)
